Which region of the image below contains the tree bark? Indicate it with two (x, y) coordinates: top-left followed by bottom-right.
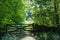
(54, 0), (59, 27)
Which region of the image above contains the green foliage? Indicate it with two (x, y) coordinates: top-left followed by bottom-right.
(0, 0), (26, 28)
(32, 0), (59, 26)
(0, 0), (60, 28)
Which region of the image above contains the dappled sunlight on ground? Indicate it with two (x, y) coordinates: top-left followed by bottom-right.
(24, 18), (34, 24)
(21, 36), (36, 40)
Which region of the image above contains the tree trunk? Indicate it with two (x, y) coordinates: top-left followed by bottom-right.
(54, 0), (59, 27)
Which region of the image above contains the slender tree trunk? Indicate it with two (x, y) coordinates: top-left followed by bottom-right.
(54, 0), (60, 33)
(54, 0), (59, 27)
